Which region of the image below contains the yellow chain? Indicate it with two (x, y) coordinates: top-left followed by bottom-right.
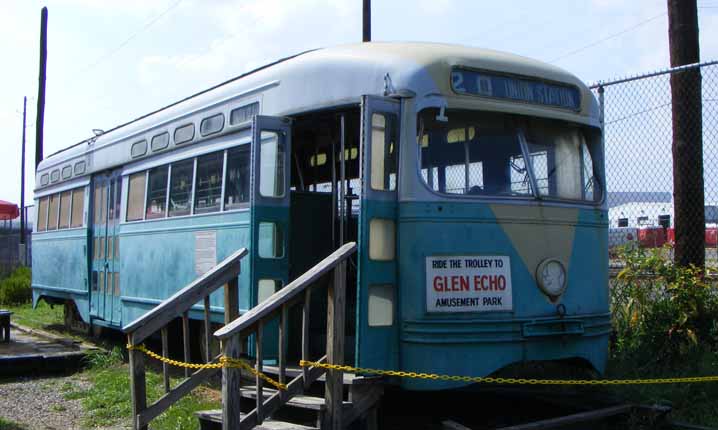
(127, 344), (287, 390)
(127, 343), (718, 388)
(299, 360), (718, 385)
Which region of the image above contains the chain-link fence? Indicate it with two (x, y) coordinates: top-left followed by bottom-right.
(591, 61), (718, 267)
(0, 206), (33, 274)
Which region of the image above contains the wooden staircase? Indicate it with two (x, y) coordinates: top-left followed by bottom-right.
(124, 242), (383, 430)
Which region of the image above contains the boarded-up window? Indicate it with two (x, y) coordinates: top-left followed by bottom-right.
(127, 172), (146, 221)
(94, 182), (105, 225)
(71, 187), (85, 228)
(37, 197), (48, 231)
(48, 194), (60, 230)
(59, 191), (71, 229)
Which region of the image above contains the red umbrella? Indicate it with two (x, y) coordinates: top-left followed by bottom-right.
(0, 200), (19, 221)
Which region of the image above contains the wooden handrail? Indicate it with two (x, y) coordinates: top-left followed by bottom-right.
(214, 242), (356, 340)
(124, 247), (247, 344)
(126, 247), (247, 430)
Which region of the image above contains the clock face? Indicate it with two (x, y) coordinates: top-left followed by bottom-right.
(539, 260), (566, 297)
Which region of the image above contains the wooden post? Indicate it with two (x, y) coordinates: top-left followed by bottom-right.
(325, 262), (346, 430)
(278, 304), (287, 402)
(182, 311), (191, 378)
(222, 334), (242, 430)
(302, 288), (312, 389)
(255, 321), (264, 424)
(222, 272), (240, 430)
(204, 295), (211, 362)
(161, 327), (170, 393)
(668, 0), (705, 267)
(35, 7), (47, 170)
(128, 334), (148, 430)
(20, 96), (26, 251)
(362, 0), (371, 42)
(224, 275), (239, 324)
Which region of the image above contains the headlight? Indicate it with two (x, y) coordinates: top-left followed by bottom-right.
(536, 259), (567, 298)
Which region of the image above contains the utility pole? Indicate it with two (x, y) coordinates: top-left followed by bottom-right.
(20, 96), (27, 265)
(363, 0), (371, 42)
(35, 6), (48, 170)
(668, 0), (704, 268)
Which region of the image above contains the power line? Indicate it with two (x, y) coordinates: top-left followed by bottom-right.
(73, 0), (184, 77)
(549, 12), (666, 63)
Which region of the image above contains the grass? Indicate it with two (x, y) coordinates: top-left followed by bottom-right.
(3, 297), (219, 429)
(66, 347), (221, 430)
(606, 351), (718, 427)
(2, 301), (64, 330)
(0, 417), (27, 430)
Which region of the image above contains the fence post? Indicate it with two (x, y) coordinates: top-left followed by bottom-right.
(128, 333), (147, 430)
(222, 334), (242, 430)
(325, 261), (346, 429)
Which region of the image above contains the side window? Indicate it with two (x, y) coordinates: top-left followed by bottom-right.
(194, 152), (223, 214)
(70, 187), (85, 228)
(146, 166), (168, 219)
(259, 131), (286, 198)
(127, 172), (146, 221)
(37, 196), (49, 232)
(169, 159), (194, 217)
(224, 146), (250, 209)
(370, 112), (398, 191)
(48, 193), (60, 230)
(59, 191), (71, 229)
(94, 181), (105, 225)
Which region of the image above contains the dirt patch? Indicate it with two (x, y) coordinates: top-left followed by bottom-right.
(0, 374), (128, 430)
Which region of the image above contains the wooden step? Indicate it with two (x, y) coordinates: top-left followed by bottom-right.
(195, 410), (318, 430)
(239, 385), (353, 411)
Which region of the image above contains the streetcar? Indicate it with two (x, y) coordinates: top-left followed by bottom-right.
(32, 42), (609, 389)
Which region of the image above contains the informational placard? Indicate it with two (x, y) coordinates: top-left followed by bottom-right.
(195, 231), (217, 276)
(426, 255), (513, 313)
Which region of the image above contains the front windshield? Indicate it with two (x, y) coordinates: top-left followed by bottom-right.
(417, 109), (601, 203)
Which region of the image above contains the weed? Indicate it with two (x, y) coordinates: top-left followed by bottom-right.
(49, 404), (67, 412)
(0, 266), (31, 306)
(0, 417), (27, 430)
(608, 245), (718, 426)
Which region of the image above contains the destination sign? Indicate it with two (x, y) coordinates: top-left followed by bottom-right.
(426, 255), (513, 313)
(451, 68), (581, 110)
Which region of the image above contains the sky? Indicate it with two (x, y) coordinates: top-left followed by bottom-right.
(1, 0), (718, 205)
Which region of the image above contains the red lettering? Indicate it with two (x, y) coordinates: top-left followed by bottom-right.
(474, 276), (481, 291)
(489, 275), (499, 290)
(498, 275), (506, 290)
(451, 276), (459, 291)
(433, 276), (444, 292)
(460, 276), (469, 291)
(481, 275), (488, 290)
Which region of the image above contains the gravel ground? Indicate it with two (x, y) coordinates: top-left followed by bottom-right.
(0, 374), (128, 430)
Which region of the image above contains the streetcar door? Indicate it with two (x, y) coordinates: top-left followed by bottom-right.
(356, 96), (400, 370)
(90, 169), (122, 325)
(249, 115), (292, 357)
